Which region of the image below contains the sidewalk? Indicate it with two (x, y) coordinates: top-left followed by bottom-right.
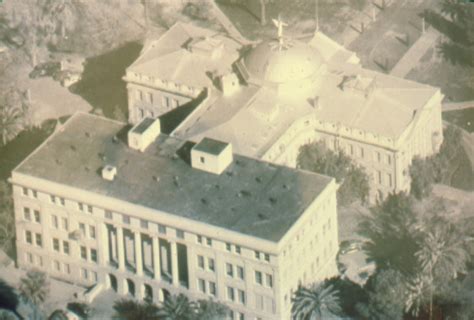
(390, 27), (440, 77)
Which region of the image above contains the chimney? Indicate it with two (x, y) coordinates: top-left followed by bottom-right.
(102, 165), (117, 181)
(128, 117), (161, 152)
(191, 138), (233, 175)
(219, 73), (240, 96)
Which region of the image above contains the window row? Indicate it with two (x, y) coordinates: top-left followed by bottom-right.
(197, 255), (215, 272)
(197, 278), (217, 297)
(196, 234), (213, 247)
(52, 260), (71, 275)
(79, 223), (96, 239)
(52, 238), (70, 255)
(254, 250), (270, 262)
(81, 268), (98, 282)
(225, 242), (242, 255)
(255, 271), (273, 288)
(226, 263), (245, 280)
(80, 246), (98, 263)
(51, 215), (69, 231)
(227, 286), (246, 305)
(22, 187), (38, 199)
(25, 252), (43, 266)
(23, 207), (41, 223)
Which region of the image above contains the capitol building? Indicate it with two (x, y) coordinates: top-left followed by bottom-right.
(125, 21), (444, 202)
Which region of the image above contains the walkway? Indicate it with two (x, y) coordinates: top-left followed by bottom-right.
(443, 100), (474, 112)
(390, 27), (440, 77)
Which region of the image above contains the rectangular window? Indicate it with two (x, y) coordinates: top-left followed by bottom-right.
(63, 241), (70, 255)
(376, 151), (381, 162)
(64, 264), (70, 274)
(264, 253), (270, 262)
(54, 260), (60, 271)
(226, 263), (233, 277)
(90, 249), (97, 263)
(89, 226), (96, 239)
(197, 235), (202, 244)
(378, 171), (382, 184)
(80, 246), (87, 260)
(32, 190), (37, 198)
(227, 287), (235, 301)
(22, 187), (28, 196)
(209, 281), (217, 296)
(50, 195), (56, 203)
(59, 197), (65, 206)
(387, 154), (392, 165)
(208, 258), (215, 272)
(206, 238), (212, 246)
(148, 92), (153, 103)
(51, 215), (58, 228)
(105, 210), (113, 219)
(53, 238), (60, 251)
(200, 156), (205, 164)
(255, 251), (260, 259)
(122, 215), (130, 224)
(158, 224), (166, 234)
(255, 271), (263, 285)
(140, 219), (148, 229)
(34, 210), (40, 223)
(176, 229), (185, 239)
(198, 278), (206, 293)
(26, 252), (33, 263)
(25, 231), (32, 244)
(62, 217), (68, 230)
(78, 202), (84, 211)
(238, 289), (246, 305)
(235, 246), (241, 254)
(198, 255), (205, 269)
(82, 268), (88, 280)
(23, 207), (31, 221)
(87, 205), (93, 214)
(37, 256), (43, 267)
(360, 147), (365, 158)
(350, 144), (354, 155)
(79, 223), (86, 236)
(35, 233), (42, 247)
(266, 274), (273, 288)
(237, 266), (245, 280)
(226, 243), (232, 252)
(387, 173), (393, 187)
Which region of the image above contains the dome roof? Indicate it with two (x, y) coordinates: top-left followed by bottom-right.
(243, 39), (325, 84)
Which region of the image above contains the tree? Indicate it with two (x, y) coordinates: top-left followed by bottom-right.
(156, 294), (197, 320)
(297, 142), (370, 205)
(412, 218), (470, 320)
(66, 302), (92, 319)
(0, 94), (23, 146)
(195, 299), (230, 320)
(18, 270), (49, 320)
(357, 269), (407, 320)
(0, 279), (23, 319)
(409, 157), (434, 200)
(291, 283), (342, 319)
(358, 192), (420, 274)
(0, 181), (15, 253)
(113, 299), (159, 320)
(322, 277), (367, 318)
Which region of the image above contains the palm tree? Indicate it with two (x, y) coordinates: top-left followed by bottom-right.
(0, 279), (23, 319)
(413, 218), (470, 320)
(440, 0), (462, 21)
(113, 299), (159, 320)
(291, 283), (342, 319)
(0, 100), (23, 146)
(195, 299), (230, 320)
(156, 294), (197, 320)
(18, 270), (49, 320)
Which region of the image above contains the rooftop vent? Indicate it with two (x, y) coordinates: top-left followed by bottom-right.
(102, 165), (117, 181)
(191, 137), (233, 175)
(128, 117), (161, 152)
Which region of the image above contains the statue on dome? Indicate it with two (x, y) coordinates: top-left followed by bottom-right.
(271, 15), (289, 51)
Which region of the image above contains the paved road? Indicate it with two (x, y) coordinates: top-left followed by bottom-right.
(443, 100), (474, 111)
(390, 27), (440, 77)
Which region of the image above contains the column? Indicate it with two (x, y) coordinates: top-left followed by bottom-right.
(117, 226), (125, 271)
(100, 224), (109, 266)
(187, 245), (196, 291)
(152, 237), (161, 281)
(170, 241), (179, 286)
(134, 231), (143, 276)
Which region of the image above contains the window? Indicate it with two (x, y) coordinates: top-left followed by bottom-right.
(200, 156), (205, 164)
(255, 271), (263, 285)
(89, 226), (96, 239)
(87, 205), (93, 214)
(226, 243), (232, 251)
(176, 229), (184, 239)
(35, 233), (42, 247)
(387, 154), (392, 165)
(387, 173), (392, 187)
(209, 281), (217, 296)
(376, 151), (381, 162)
(147, 92), (153, 103)
(238, 312), (245, 320)
(81, 246), (87, 260)
(198, 279), (206, 293)
(105, 210), (113, 219)
(59, 197), (65, 206)
(26, 231), (33, 244)
(32, 190), (38, 198)
(226, 263), (233, 277)
(235, 246), (241, 254)
(197, 235), (202, 244)
(54, 260), (60, 271)
(349, 144), (354, 155)
(63, 241), (70, 255)
(227, 287), (235, 301)
(198, 255), (205, 269)
(22, 187), (28, 196)
(140, 219), (148, 229)
(378, 171), (382, 184)
(34, 210), (40, 223)
(264, 253), (270, 262)
(79, 223), (86, 236)
(360, 147), (365, 158)
(208, 258), (215, 272)
(266, 274), (273, 288)
(90, 249), (97, 263)
(37, 256), (43, 267)
(53, 238), (60, 251)
(206, 238), (212, 246)
(50, 195), (56, 203)
(238, 289), (246, 304)
(23, 207), (31, 221)
(254, 251), (260, 259)
(158, 224), (166, 234)
(122, 215), (130, 224)
(62, 217), (68, 230)
(237, 266), (245, 280)
(82, 268), (88, 280)
(78, 202), (84, 211)
(51, 215), (58, 228)
(64, 264), (70, 274)
(26, 252), (33, 263)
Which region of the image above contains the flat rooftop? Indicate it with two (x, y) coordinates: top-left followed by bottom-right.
(193, 137), (229, 155)
(132, 117), (155, 134)
(14, 113), (333, 242)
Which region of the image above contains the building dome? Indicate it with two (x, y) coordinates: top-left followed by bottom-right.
(243, 39), (325, 85)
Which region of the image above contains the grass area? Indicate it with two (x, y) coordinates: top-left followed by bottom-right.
(443, 109), (474, 133)
(70, 41), (143, 120)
